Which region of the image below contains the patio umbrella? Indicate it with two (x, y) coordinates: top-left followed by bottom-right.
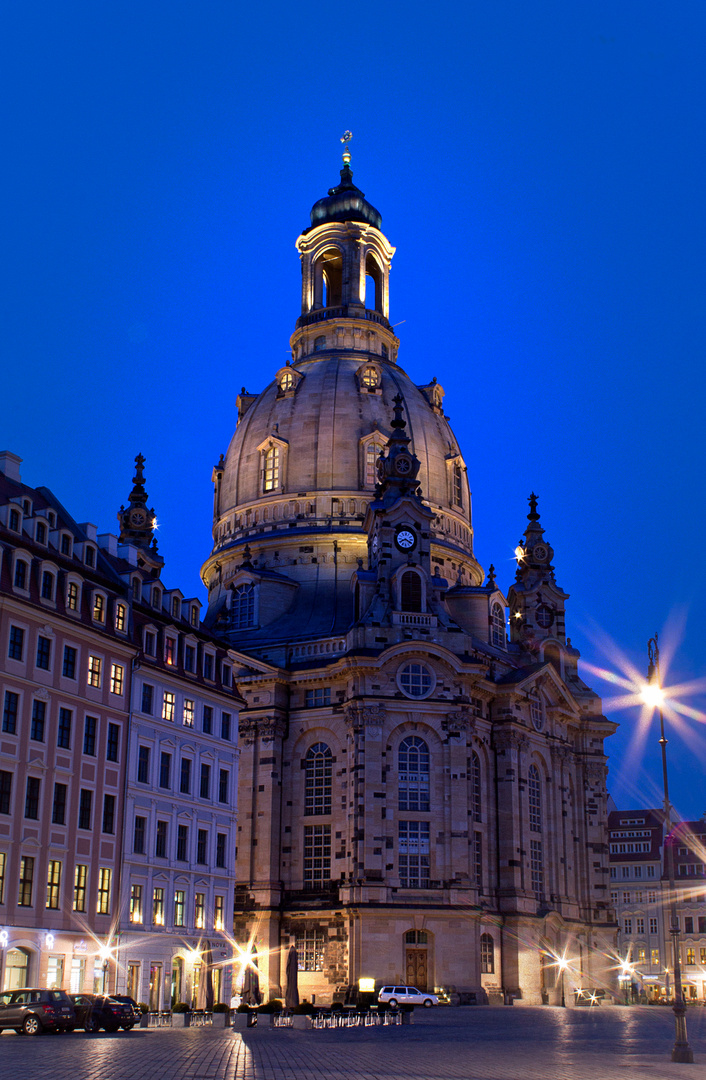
(196, 941), (214, 1010)
(242, 944), (261, 1006)
(285, 945), (299, 1010)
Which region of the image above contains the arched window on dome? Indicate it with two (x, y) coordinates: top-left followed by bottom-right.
(470, 751), (482, 822)
(453, 462), (464, 508)
(398, 736), (430, 812)
(316, 248), (342, 308)
(263, 445), (280, 492)
(364, 252), (383, 313)
(491, 603), (505, 648)
(400, 570), (423, 613)
(304, 743), (332, 816)
(231, 583), (256, 630)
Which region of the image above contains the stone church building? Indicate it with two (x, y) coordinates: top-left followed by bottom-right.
(201, 153), (617, 1005)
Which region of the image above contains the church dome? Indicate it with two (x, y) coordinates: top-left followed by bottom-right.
(218, 355), (469, 525)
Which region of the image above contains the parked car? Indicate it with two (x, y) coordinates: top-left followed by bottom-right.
(69, 993), (134, 1033)
(0, 988), (76, 1035)
(109, 995), (141, 1027)
(377, 985), (439, 1008)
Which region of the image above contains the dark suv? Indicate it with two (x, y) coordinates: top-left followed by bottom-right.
(0, 988), (75, 1035)
(70, 993), (134, 1033)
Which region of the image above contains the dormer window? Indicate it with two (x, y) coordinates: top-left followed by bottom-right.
(280, 370), (294, 391)
(203, 652), (214, 680)
(84, 546), (95, 567)
(48, 512), (56, 528)
(60, 534), (72, 556)
(132, 577), (141, 601)
(152, 587), (161, 610)
(23, 499), (30, 515)
(264, 445), (279, 491)
(9, 508), (20, 532)
(222, 663), (232, 687)
(171, 596), (180, 619)
(115, 603), (126, 632)
(36, 522), (46, 544)
(14, 558), (29, 590)
(93, 594), (105, 623)
(67, 581), (80, 611)
(360, 365), (380, 389)
(41, 571), (55, 601)
(190, 605), (199, 628)
(143, 630), (156, 656)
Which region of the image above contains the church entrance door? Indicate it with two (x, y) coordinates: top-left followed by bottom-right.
(405, 949), (427, 990)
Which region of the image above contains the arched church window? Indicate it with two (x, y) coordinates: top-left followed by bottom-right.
(480, 933), (494, 974)
(304, 742), (332, 816)
(263, 445), (280, 492)
(398, 736), (430, 812)
(491, 603), (505, 648)
(453, 462), (463, 507)
(470, 751), (482, 822)
(528, 690), (544, 731)
(400, 571), (422, 613)
(528, 764), (542, 833)
(365, 439), (385, 487)
(231, 583), (255, 630)
(365, 252), (383, 313)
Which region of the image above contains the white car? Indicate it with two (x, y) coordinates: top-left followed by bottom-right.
(377, 985), (439, 1008)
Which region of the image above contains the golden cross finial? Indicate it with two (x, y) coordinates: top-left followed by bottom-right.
(340, 130), (352, 164)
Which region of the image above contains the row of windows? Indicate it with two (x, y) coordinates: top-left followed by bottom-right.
(299, 822), (484, 892)
(132, 816), (229, 868)
(142, 630), (231, 686)
(610, 842), (651, 853)
(0, 772), (118, 831)
(9, 558), (129, 628)
(129, 884), (225, 931)
(624, 913), (706, 935)
(2, 696), (121, 757)
(626, 944), (706, 968)
(610, 865), (657, 880)
(135, 746), (231, 803)
(611, 889), (659, 905)
(288, 925), (495, 975)
(7, 629), (125, 693)
(302, 739), (488, 820)
(0, 854), (112, 915)
(139, 683), (232, 740)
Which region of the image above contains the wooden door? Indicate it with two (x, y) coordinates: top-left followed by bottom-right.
(406, 949), (427, 990)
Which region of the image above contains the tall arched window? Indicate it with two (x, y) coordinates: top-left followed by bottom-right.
(231, 583), (255, 630)
(400, 571), (422, 613)
(453, 462), (463, 507)
(364, 439), (385, 487)
(470, 751), (482, 822)
(528, 764), (542, 832)
(398, 736), (430, 812)
(491, 603), (505, 647)
(305, 743), (332, 815)
(480, 933), (494, 974)
(264, 445), (280, 492)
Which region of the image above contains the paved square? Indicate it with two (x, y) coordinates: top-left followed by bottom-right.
(2, 1006), (706, 1080)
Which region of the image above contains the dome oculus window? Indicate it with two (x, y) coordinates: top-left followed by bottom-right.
(535, 604), (553, 629)
(397, 662), (435, 699)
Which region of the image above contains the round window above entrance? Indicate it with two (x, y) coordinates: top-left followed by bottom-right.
(397, 663), (435, 699)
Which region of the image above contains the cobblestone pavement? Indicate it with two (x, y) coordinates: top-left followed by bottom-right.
(3, 1007), (706, 1080)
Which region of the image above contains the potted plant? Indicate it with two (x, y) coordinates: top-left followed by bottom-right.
(211, 1002), (230, 1028)
(138, 1002), (150, 1028)
(172, 1001), (191, 1027)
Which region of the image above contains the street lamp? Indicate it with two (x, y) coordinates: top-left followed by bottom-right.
(642, 634), (694, 1064)
(98, 944), (112, 994)
(556, 955), (568, 1008)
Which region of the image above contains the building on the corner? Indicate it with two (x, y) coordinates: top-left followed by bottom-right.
(114, 458), (242, 1011)
(609, 808), (706, 1001)
(200, 153), (619, 1006)
(0, 452), (242, 1003)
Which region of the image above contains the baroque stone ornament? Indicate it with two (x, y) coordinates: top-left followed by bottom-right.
(442, 710), (476, 736)
(492, 728), (530, 754)
(344, 704), (387, 730)
(238, 716), (287, 746)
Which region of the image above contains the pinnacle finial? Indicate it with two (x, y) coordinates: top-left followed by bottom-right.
(391, 393), (406, 430)
(340, 130), (353, 165)
(487, 563), (497, 589)
(528, 492), (540, 522)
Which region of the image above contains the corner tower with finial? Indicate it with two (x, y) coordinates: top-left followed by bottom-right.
(291, 133), (398, 366)
(507, 493), (568, 656)
(117, 453), (164, 575)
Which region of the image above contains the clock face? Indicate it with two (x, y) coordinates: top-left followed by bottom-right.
(395, 527), (416, 551)
(129, 508), (147, 528)
(394, 455), (412, 475)
(533, 544), (548, 562)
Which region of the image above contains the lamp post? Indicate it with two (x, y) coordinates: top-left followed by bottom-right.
(644, 634), (694, 1063)
(557, 955), (567, 1007)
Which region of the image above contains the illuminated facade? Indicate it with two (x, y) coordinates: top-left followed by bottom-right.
(0, 453), (241, 1002)
(202, 158), (618, 1005)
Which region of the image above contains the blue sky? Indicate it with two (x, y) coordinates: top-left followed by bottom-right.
(2, 3), (705, 817)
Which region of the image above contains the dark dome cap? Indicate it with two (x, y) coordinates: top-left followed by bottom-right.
(307, 162), (382, 231)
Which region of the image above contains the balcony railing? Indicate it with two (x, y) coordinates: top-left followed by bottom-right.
(296, 306), (391, 331)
